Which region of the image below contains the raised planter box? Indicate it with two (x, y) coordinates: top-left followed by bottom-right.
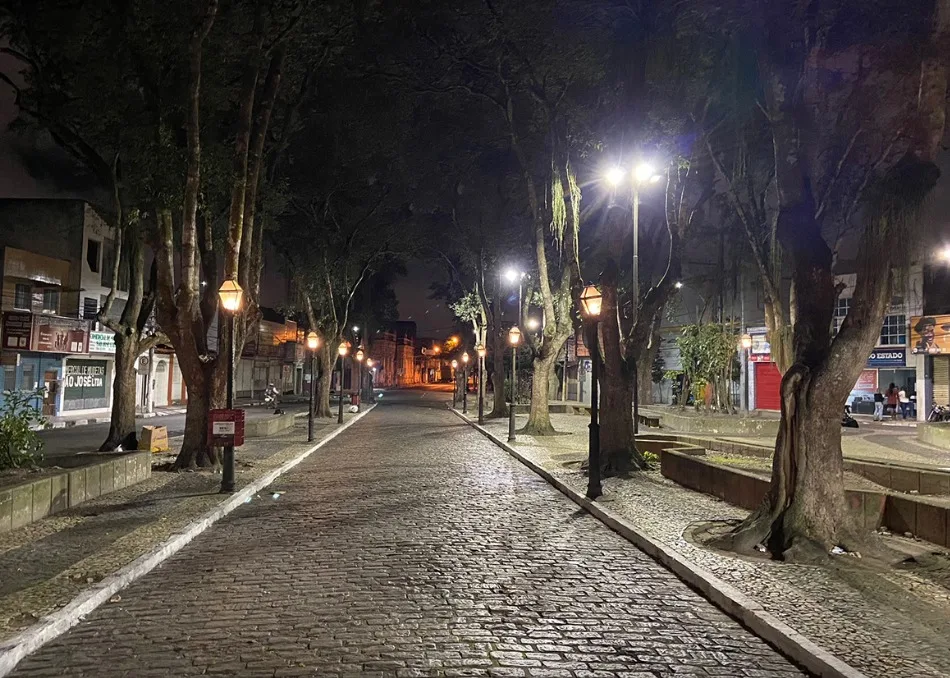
(647, 408), (781, 437)
(0, 452), (152, 534)
(917, 422), (950, 450)
(244, 412), (298, 438)
(660, 449), (948, 546)
(843, 458), (950, 495)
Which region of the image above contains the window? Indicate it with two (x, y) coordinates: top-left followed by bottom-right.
(83, 297), (99, 320)
(42, 289), (59, 313)
(880, 314), (907, 346)
(86, 239), (101, 273)
(3, 367), (16, 392)
(14, 283), (30, 310)
(102, 239), (114, 288)
(833, 297), (852, 335)
(21, 364), (35, 391)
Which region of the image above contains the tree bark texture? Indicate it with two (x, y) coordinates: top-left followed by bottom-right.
(100, 334), (140, 451)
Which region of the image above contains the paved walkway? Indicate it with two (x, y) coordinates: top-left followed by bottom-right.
(10, 390), (805, 677)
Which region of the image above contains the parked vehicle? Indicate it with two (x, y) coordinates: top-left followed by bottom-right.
(928, 403), (950, 422)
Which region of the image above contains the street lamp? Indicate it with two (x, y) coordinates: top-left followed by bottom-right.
(462, 351), (470, 414)
(508, 325), (521, 442)
(337, 341), (348, 424)
(580, 284), (603, 500)
(355, 348), (365, 412)
(451, 359), (459, 409)
(476, 343), (486, 424)
(526, 317), (540, 331)
(217, 279), (243, 494)
(740, 333), (753, 350)
(306, 331), (320, 442)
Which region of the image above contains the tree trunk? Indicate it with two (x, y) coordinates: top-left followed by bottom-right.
(488, 296), (508, 419)
(315, 347), (334, 418)
(178, 376), (219, 468)
(99, 333), (139, 451)
(521, 350), (560, 435)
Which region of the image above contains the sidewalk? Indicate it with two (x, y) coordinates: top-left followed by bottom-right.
(0, 412), (361, 646)
(467, 407), (950, 678)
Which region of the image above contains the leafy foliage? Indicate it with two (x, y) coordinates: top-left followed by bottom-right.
(675, 324), (737, 410)
(0, 390), (47, 470)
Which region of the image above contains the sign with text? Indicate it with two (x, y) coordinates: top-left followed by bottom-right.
(89, 331), (117, 354)
(867, 348), (906, 368)
(62, 358), (109, 411)
(911, 315), (950, 354)
(854, 369), (878, 393)
(2, 312), (33, 349)
(32, 316), (88, 353)
(207, 409), (245, 447)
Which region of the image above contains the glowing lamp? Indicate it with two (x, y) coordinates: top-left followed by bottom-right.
(306, 331), (319, 351)
(508, 326), (522, 346)
(476, 344), (486, 358)
(462, 351), (469, 364)
(740, 333), (753, 350)
(217, 279), (243, 312)
(580, 285), (603, 318)
(338, 342), (348, 357)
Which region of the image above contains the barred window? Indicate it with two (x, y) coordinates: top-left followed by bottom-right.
(833, 297), (851, 335)
(880, 314), (907, 346)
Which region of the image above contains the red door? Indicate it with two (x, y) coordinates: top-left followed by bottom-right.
(755, 362), (782, 411)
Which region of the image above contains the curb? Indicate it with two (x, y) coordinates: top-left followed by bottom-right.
(0, 405), (377, 677)
(450, 408), (867, 678)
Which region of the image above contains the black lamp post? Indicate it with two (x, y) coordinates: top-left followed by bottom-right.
(217, 279), (243, 494)
(355, 348), (364, 412)
(580, 284), (603, 500)
(337, 341), (348, 424)
(366, 358), (374, 402)
(508, 325), (521, 442)
(476, 343), (486, 425)
(461, 351), (470, 414)
(306, 331), (319, 442)
(451, 359), (458, 409)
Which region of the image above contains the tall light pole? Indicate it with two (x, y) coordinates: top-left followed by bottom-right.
(462, 351), (470, 414)
(366, 358), (374, 402)
(217, 279), (243, 494)
(306, 331), (320, 442)
(355, 348), (365, 412)
(476, 343), (486, 424)
(508, 326), (521, 442)
(337, 341), (348, 424)
(451, 359), (459, 409)
(580, 284), (603, 500)
(504, 268), (526, 418)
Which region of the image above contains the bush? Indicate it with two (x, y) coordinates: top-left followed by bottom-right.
(0, 389), (48, 470)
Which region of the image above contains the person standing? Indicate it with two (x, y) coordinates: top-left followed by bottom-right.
(873, 389), (885, 421)
(886, 383), (899, 420)
(899, 386), (911, 419)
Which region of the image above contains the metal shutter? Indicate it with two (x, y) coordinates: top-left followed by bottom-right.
(755, 362), (783, 411)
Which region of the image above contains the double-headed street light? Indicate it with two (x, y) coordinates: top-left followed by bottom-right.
(217, 279), (244, 494)
(580, 284), (603, 500)
(476, 343), (486, 424)
(462, 351), (470, 414)
(306, 331), (320, 442)
(355, 348), (365, 412)
(337, 341), (348, 424)
(508, 326), (521, 442)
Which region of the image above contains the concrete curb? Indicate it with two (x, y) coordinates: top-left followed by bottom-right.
(450, 408), (867, 678)
(0, 405), (377, 677)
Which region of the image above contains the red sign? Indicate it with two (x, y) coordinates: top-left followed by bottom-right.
(32, 316), (89, 353)
(854, 369), (878, 393)
(207, 409), (246, 447)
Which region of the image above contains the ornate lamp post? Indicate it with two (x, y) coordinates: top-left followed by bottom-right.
(508, 325), (521, 442)
(355, 348), (365, 412)
(217, 279), (243, 494)
(476, 344), (486, 424)
(451, 359), (459, 409)
(462, 351), (470, 414)
(306, 331), (320, 442)
(337, 341), (348, 424)
(580, 284), (603, 500)
(366, 358), (374, 403)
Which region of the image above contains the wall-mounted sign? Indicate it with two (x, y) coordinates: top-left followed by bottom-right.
(32, 316), (89, 353)
(89, 331), (116, 354)
(854, 369), (878, 393)
(207, 409), (245, 447)
(2, 312), (33, 349)
(62, 358), (109, 411)
(867, 348), (906, 368)
(911, 315), (950, 354)
(750, 334), (771, 355)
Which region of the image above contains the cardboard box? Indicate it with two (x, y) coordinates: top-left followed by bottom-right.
(139, 425), (169, 453)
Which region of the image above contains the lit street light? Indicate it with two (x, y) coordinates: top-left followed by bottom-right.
(355, 348), (365, 412)
(476, 343), (486, 425)
(462, 351), (470, 414)
(337, 341), (348, 424)
(306, 331), (320, 443)
(217, 279), (243, 494)
(508, 326), (521, 442)
(580, 284), (603, 500)
(526, 317), (540, 331)
(451, 359), (459, 409)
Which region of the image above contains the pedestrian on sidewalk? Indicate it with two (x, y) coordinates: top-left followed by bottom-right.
(873, 389), (885, 421)
(899, 387), (911, 419)
(886, 383), (899, 420)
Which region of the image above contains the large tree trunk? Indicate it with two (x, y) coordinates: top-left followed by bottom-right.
(99, 333), (139, 451)
(315, 346), (334, 418)
(180, 374), (218, 468)
(488, 293), (508, 419)
(521, 348), (563, 435)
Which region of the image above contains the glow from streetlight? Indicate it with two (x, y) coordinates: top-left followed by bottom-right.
(338, 342), (348, 357)
(508, 326), (522, 346)
(352, 325), (359, 333)
(526, 318), (540, 331)
(674, 281), (684, 289)
(306, 331), (319, 351)
(462, 351), (470, 364)
(634, 163), (655, 184)
(356, 348), (364, 362)
(504, 269), (523, 283)
(605, 166), (625, 187)
(217, 279), (244, 312)
(476, 344), (486, 358)
(740, 333), (753, 350)
(941, 245), (950, 262)
(451, 359), (458, 369)
(580, 285), (603, 318)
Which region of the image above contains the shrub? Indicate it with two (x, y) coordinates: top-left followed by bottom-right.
(0, 389), (48, 470)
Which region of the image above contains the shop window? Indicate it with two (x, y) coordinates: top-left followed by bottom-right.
(86, 238), (101, 273)
(3, 366), (16, 392)
(833, 297), (851, 335)
(880, 314), (907, 346)
(42, 289), (59, 313)
(21, 364), (35, 390)
(14, 283), (31, 310)
(83, 297), (99, 320)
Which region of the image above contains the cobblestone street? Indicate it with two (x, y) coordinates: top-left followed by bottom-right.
(10, 390), (807, 677)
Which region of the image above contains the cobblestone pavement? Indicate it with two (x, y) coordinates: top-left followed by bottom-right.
(11, 390), (806, 677)
(478, 409), (950, 678)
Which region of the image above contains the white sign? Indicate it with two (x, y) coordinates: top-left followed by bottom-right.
(89, 331), (116, 354)
(212, 421), (236, 435)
